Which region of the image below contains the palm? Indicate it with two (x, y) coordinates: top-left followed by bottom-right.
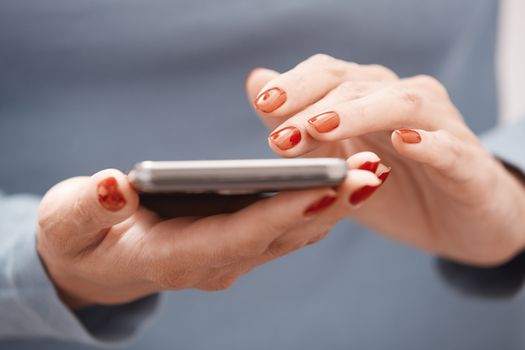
(306, 131), (493, 256)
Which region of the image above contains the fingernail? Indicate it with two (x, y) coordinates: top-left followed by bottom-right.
(349, 184), (381, 206)
(308, 111), (340, 133)
(396, 129), (421, 144)
(304, 195), (337, 215)
(358, 161), (380, 173)
(254, 87), (287, 113)
(377, 167), (392, 182)
(269, 126), (302, 150)
(97, 177), (126, 211)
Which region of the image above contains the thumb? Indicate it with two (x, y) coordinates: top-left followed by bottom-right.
(38, 169), (139, 253)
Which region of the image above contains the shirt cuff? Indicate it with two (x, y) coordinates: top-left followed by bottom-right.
(0, 192), (160, 346)
(481, 119), (525, 174)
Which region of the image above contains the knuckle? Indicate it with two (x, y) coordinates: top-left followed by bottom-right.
(256, 198), (297, 234)
(413, 74), (439, 86)
(266, 238), (303, 258)
(266, 242), (289, 258)
(334, 81), (369, 99)
(306, 53), (347, 78)
(394, 87), (423, 115)
(37, 208), (53, 233)
(226, 228), (266, 260)
(413, 74), (448, 96)
(231, 239), (262, 260)
(448, 136), (464, 162)
(308, 53), (336, 64)
(201, 274), (239, 291)
(157, 268), (194, 290)
(366, 64), (398, 80)
(220, 237), (262, 263)
(433, 131), (462, 170)
(307, 230), (330, 245)
(72, 197), (94, 227)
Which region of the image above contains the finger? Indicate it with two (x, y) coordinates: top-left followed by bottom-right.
(38, 169), (139, 252)
(391, 128), (475, 182)
(261, 168), (385, 259)
(245, 67), (282, 130)
(251, 54), (397, 120)
(202, 188), (341, 266)
(304, 86), (449, 145)
(148, 185), (339, 270)
(345, 151), (381, 172)
(192, 162), (390, 290)
(245, 68), (280, 111)
(205, 167), (388, 280)
(266, 81), (380, 157)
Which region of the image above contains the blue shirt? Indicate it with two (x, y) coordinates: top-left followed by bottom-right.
(2, 0), (525, 349)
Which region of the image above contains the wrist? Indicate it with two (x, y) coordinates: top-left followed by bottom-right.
(488, 160), (525, 264)
(36, 244), (95, 309)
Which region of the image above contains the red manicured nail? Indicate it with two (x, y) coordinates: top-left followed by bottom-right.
(308, 111), (340, 133)
(269, 126), (302, 150)
(349, 185), (381, 206)
(358, 161), (380, 173)
(254, 87), (287, 113)
(396, 129), (421, 144)
(304, 195), (337, 215)
(378, 167), (392, 182)
(97, 177), (126, 211)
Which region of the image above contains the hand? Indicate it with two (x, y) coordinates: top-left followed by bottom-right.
(246, 54), (525, 266)
(37, 164), (384, 308)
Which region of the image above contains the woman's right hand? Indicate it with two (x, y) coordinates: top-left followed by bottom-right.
(37, 162), (384, 309)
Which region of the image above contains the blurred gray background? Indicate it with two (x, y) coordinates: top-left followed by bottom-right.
(2, 1), (523, 349)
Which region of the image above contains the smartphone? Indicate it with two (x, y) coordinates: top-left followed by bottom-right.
(128, 158), (347, 194)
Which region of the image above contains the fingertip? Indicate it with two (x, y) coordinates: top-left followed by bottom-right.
(245, 67), (280, 102)
(346, 151), (381, 171)
(339, 169), (383, 208)
(267, 125), (314, 158)
(342, 169), (382, 189)
(90, 169), (139, 216)
(240, 185), (337, 221)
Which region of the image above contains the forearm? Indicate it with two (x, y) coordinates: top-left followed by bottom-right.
(0, 191), (160, 345)
(438, 119), (525, 297)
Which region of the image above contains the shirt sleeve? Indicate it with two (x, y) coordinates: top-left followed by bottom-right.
(0, 191), (161, 346)
(480, 119), (525, 174)
(437, 119), (525, 299)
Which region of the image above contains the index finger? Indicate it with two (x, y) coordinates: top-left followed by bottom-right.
(250, 54), (397, 120)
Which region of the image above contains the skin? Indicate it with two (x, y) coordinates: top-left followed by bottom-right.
(247, 53), (525, 267)
(37, 54), (525, 308)
(37, 160), (385, 308)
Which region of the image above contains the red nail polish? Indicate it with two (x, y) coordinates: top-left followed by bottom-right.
(304, 195), (337, 215)
(396, 129), (421, 144)
(358, 161), (380, 173)
(308, 111), (340, 133)
(269, 126), (302, 150)
(97, 177), (126, 211)
(378, 167), (392, 182)
(349, 185), (380, 206)
(254, 87), (287, 113)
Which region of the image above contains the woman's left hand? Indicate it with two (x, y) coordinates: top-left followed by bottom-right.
(246, 54), (525, 266)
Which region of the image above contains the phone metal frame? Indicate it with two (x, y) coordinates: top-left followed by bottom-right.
(129, 158), (347, 194)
